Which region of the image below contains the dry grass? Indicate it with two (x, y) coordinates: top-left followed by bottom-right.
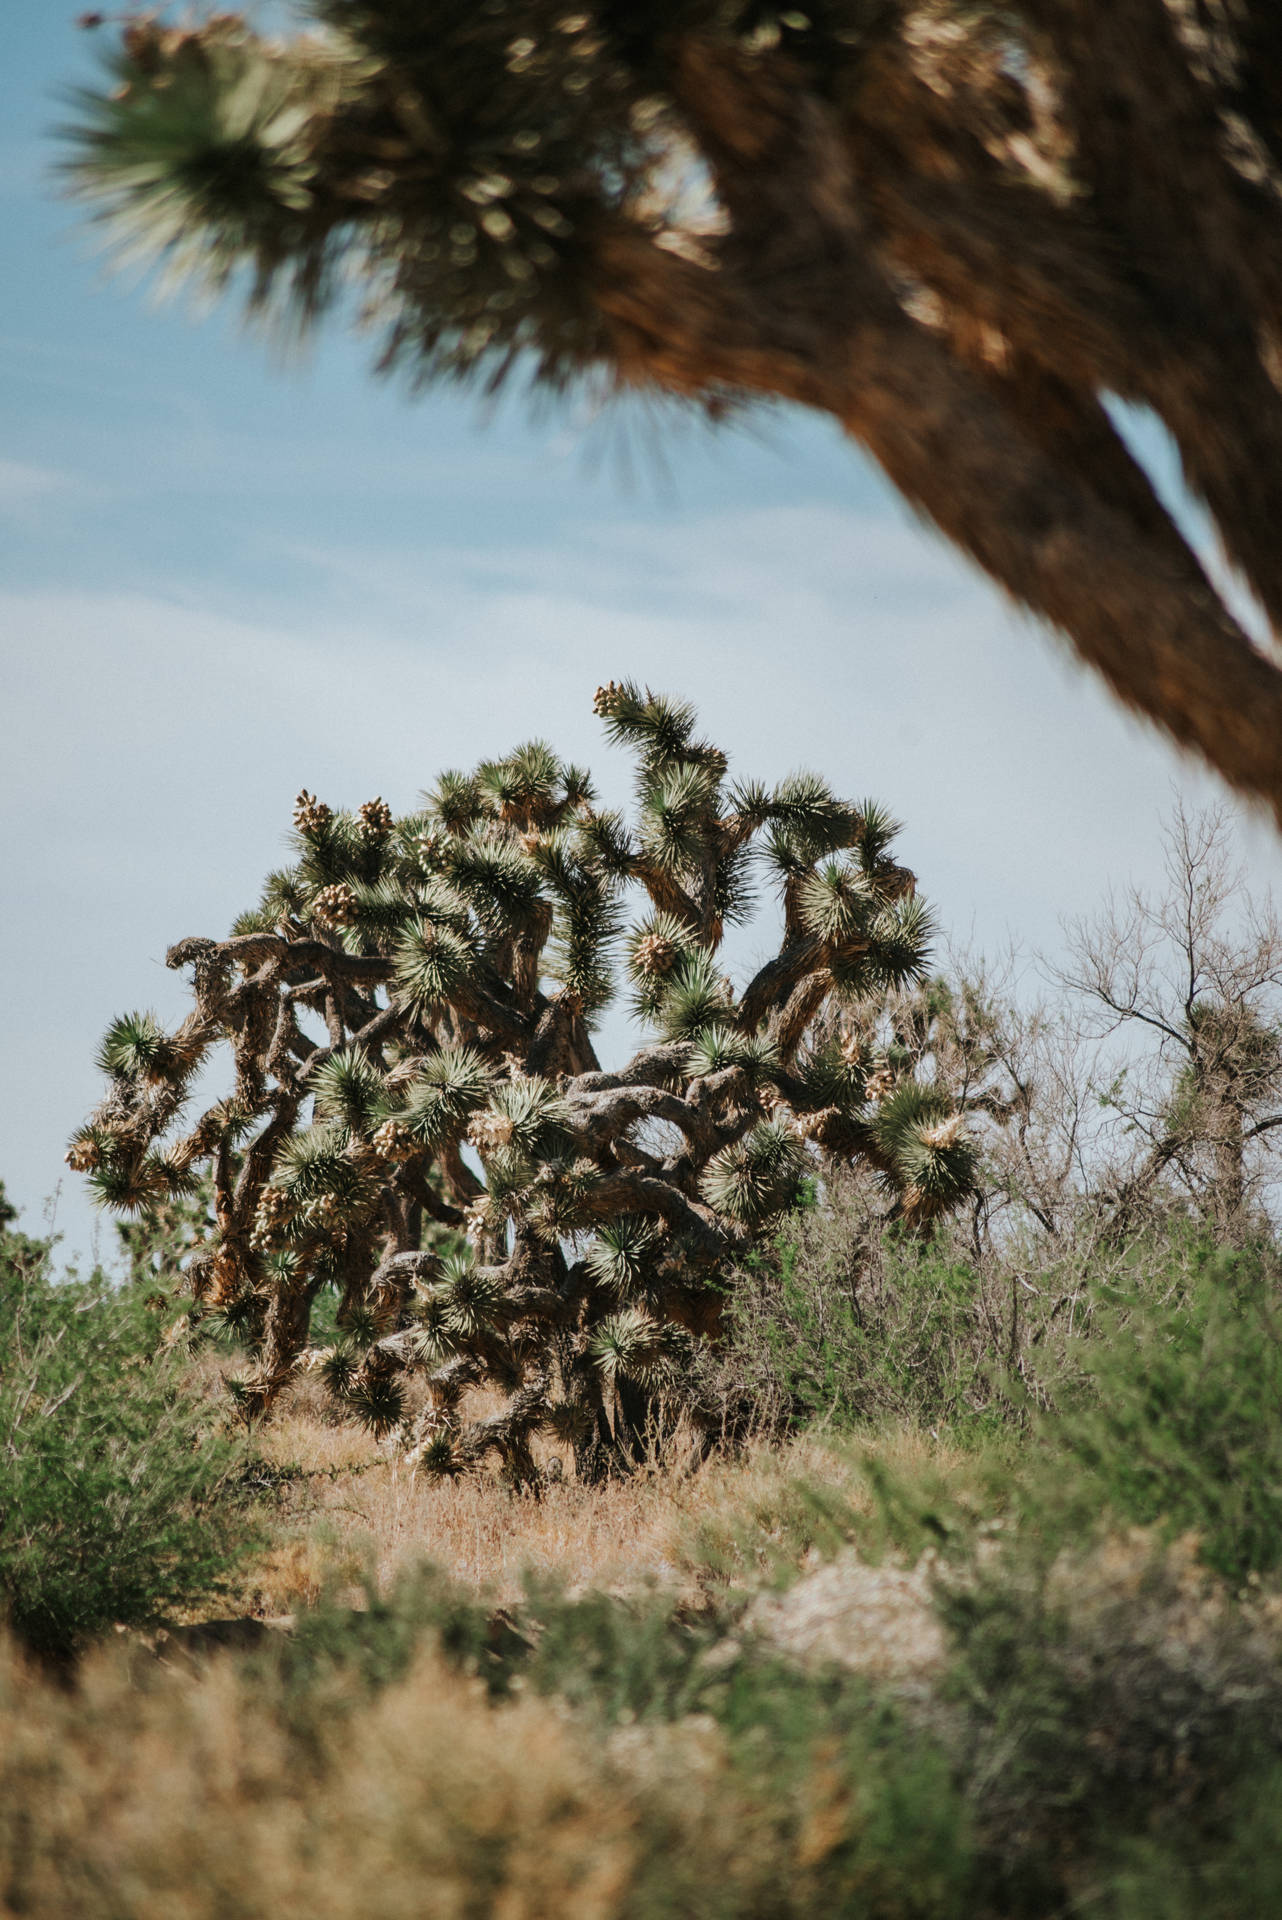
(243, 1396), (694, 1613)
(236, 1384), (972, 1617)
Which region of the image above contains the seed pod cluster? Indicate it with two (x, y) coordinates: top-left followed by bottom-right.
(312, 882), (358, 929)
(864, 1062), (896, 1103)
(250, 1182), (294, 1249)
(358, 796), (394, 839)
(372, 1118), (418, 1163)
(293, 789), (333, 835)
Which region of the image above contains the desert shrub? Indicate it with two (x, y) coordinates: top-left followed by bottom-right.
(1102, 1770), (1282, 1919)
(714, 1181), (1282, 1485)
(0, 1234), (257, 1659)
(1033, 1238), (1282, 1586)
(808, 1229), (1282, 1587)
(0, 1565), (978, 1920)
(934, 1531), (1282, 1914)
(713, 1185), (1035, 1444)
(8, 1519), (1282, 1919)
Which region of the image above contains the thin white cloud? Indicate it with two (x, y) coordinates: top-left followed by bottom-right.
(0, 456), (74, 509)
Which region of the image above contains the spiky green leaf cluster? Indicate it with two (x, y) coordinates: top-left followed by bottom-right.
(95, 1012), (191, 1086)
(398, 1045), (494, 1149)
(588, 1307), (666, 1385)
(585, 1215), (661, 1298)
(61, 7), (656, 390)
(701, 1121), (808, 1226)
(871, 1084), (979, 1223)
(310, 1047), (387, 1133)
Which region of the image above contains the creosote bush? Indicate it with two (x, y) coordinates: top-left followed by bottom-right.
(0, 1216), (255, 1661)
(72, 686), (977, 1479)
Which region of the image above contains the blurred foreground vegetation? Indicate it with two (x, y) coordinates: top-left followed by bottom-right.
(5, 1190), (1282, 1915)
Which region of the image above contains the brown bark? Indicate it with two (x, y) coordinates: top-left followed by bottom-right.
(72, 10), (1282, 828)
(589, 51), (1282, 829)
(1023, 0), (1282, 631)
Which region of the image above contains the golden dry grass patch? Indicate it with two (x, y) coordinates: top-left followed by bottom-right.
(243, 1393), (707, 1611)
(237, 1393), (974, 1617)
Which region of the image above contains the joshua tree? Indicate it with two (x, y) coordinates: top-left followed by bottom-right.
(62, 2), (1282, 826)
(69, 685), (976, 1478)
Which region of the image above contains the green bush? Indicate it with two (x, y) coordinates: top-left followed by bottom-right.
(0, 1224), (256, 1659)
(716, 1198), (1020, 1443)
(1044, 1239), (1282, 1585)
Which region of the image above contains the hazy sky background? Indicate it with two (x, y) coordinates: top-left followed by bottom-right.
(6, 6), (1282, 1265)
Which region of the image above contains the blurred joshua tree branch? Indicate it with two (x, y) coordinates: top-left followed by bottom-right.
(59, 1), (1282, 825)
(70, 683), (977, 1479)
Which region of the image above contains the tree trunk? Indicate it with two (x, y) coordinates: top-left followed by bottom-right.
(254, 1276), (318, 1412)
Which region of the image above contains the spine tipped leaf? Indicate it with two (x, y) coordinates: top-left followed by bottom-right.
(701, 1121), (808, 1226)
(310, 1047), (387, 1133)
(871, 1083), (978, 1218)
(469, 1076), (571, 1161)
(95, 1012), (189, 1085)
(588, 1308), (667, 1386)
(594, 681), (698, 770)
(799, 861), (876, 944)
(627, 912), (699, 1014)
(655, 948), (736, 1041)
(687, 1025), (779, 1083)
(345, 1372), (406, 1436)
(585, 1215), (661, 1298)
(394, 918), (477, 1012)
(397, 1045), (494, 1149)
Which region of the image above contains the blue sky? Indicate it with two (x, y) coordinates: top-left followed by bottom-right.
(5, 6), (1282, 1264)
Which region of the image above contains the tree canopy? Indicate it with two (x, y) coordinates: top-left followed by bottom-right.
(70, 684), (976, 1478)
(63, 1), (1282, 824)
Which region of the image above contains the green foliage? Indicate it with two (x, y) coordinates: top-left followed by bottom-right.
(701, 1121), (808, 1227)
(248, 1562), (976, 1917)
(655, 946), (734, 1040)
(1042, 1240), (1282, 1585)
(61, 7), (637, 390)
(309, 1046), (386, 1133)
(114, 1172), (217, 1289)
(394, 915), (476, 1010)
(721, 1213), (1017, 1442)
(7, 1167), (1282, 1914)
(585, 1214), (661, 1296)
(587, 1307), (665, 1385)
(397, 1043), (493, 1148)
(95, 1010), (179, 1082)
(924, 1530), (1282, 1914)
(0, 1232), (255, 1659)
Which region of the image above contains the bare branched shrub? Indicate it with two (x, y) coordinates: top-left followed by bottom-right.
(1055, 801), (1282, 1241)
